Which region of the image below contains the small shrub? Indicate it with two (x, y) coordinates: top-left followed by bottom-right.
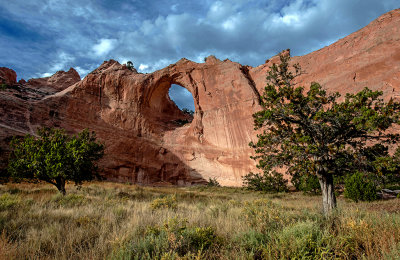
(113, 206), (128, 221)
(242, 171), (288, 192)
(344, 172), (377, 202)
(131, 218), (221, 258)
(233, 229), (269, 252)
(185, 226), (218, 251)
(51, 193), (87, 207)
(273, 220), (330, 258)
(208, 203), (229, 217)
(0, 83), (9, 90)
(0, 193), (20, 210)
(7, 188), (21, 194)
(242, 199), (287, 231)
(292, 173), (321, 194)
(151, 195), (177, 210)
(182, 108), (194, 116)
(126, 61), (134, 70)
(207, 177), (221, 187)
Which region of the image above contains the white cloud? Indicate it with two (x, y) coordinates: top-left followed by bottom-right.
(222, 17), (236, 30)
(92, 38), (117, 56)
(75, 66), (92, 78)
(38, 52), (75, 78)
(40, 72), (53, 77)
(281, 14), (300, 25)
(207, 1), (235, 21)
(138, 64), (149, 71)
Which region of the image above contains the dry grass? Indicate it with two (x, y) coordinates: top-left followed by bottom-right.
(0, 182), (399, 259)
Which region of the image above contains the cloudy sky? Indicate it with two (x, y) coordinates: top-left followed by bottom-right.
(0, 0), (398, 110)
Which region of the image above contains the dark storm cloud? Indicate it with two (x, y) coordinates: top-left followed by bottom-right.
(0, 0), (398, 108)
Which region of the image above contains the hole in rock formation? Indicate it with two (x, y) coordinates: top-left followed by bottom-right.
(168, 84), (195, 126)
(147, 80), (197, 131)
(169, 84), (195, 111)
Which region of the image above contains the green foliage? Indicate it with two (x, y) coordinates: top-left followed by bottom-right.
(51, 193), (88, 207)
(0, 193), (20, 210)
(291, 173), (321, 194)
(131, 217), (221, 258)
(242, 172), (288, 192)
(206, 177), (221, 187)
(355, 144), (400, 188)
(233, 229), (269, 254)
(174, 108), (194, 126)
(250, 53), (400, 213)
(272, 220), (327, 259)
(150, 195), (178, 210)
(126, 61), (134, 70)
(344, 172), (377, 202)
(7, 128), (104, 195)
(0, 83), (9, 90)
(182, 108), (194, 116)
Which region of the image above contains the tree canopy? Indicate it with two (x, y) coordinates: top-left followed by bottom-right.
(7, 128), (104, 195)
(250, 54), (400, 215)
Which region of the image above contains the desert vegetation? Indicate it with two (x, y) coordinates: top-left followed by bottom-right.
(7, 128), (104, 195)
(247, 54), (400, 215)
(0, 182), (399, 259)
(0, 83), (9, 90)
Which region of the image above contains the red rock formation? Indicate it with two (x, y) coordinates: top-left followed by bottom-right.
(27, 68), (81, 93)
(0, 9), (399, 186)
(0, 67), (17, 85)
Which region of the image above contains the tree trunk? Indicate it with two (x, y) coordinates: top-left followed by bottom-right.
(56, 177), (66, 196)
(317, 173), (336, 216)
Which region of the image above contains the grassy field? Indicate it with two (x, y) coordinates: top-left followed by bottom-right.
(0, 182), (399, 259)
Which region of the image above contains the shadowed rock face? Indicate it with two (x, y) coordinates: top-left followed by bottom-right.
(0, 67), (17, 86)
(1, 9), (399, 186)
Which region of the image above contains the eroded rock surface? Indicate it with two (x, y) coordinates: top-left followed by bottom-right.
(1, 9), (399, 185)
(0, 68), (17, 85)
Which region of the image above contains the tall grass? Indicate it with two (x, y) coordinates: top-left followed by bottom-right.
(0, 182), (399, 259)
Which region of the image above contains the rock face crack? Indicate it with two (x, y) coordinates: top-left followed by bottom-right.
(240, 66), (262, 105)
(187, 72), (204, 140)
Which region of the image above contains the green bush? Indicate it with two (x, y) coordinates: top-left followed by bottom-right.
(292, 173), (321, 194)
(0, 83), (9, 90)
(182, 108), (194, 116)
(129, 218), (221, 258)
(207, 177), (221, 187)
(0, 193), (20, 210)
(150, 195), (177, 210)
(183, 226), (218, 252)
(242, 171), (288, 192)
(51, 193), (87, 207)
(233, 229), (269, 252)
(272, 220), (331, 259)
(344, 172), (377, 202)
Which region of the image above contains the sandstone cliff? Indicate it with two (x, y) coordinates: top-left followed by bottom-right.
(1, 9), (399, 186)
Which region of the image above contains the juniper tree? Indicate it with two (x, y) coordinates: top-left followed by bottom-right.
(250, 54), (400, 215)
(8, 128), (104, 195)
